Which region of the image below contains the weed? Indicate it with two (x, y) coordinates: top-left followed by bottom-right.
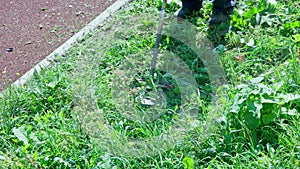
(0, 0), (299, 168)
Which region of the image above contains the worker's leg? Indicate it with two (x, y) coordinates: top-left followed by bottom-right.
(209, 0), (236, 25)
(177, 0), (203, 19)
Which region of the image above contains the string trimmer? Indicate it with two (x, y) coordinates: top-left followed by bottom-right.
(138, 0), (174, 106)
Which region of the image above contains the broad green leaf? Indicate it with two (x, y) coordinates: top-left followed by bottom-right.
(236, 84), (248, 90)
(244, 99), (262, 130)
(250, 76), (264, 84)
(262, 113), (277, 125)
(278, 93), (300, 103)
(281, 108), (297, 116)
(247, 100), (262, 116)
(274, 82), (283, 92)
(250, 89), (261, 95)
(261, 94), (279, 104)
(258, 83), (274, 95)
(284, 21), (300, 31)
(230, 103), (242, 113)
(243, 110), (261, 130)
(244, 7), (259, 19)
(261, 103), (274, 113)
(260, 15), (275, 26)
(290, 21), (300, 28)
(292, 34), (300, 43)
(12, 126), (28, 145)
(231, 96), (247, 113)
(183, 157), (194, 169)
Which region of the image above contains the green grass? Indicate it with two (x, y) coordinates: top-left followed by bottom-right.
(0, 0), (300, 168)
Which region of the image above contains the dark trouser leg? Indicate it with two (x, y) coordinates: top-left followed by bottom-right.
(181, 0), (203, 10)
(212, 0), (236, 13)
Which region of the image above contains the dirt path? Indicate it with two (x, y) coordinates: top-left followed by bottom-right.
(0, 0), (116, 90)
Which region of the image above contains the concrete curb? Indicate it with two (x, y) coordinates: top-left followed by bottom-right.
(0, 0), (131, 97)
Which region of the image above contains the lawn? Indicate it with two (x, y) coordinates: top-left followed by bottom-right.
(0, 0), (299, 168)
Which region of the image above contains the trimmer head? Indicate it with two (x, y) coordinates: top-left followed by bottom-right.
(133, 77), (174, 106)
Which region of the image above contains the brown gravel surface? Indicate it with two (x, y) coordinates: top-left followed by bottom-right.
(0, 0), (116, 90)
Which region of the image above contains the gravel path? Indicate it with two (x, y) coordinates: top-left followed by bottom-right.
(0, 0), (116, 90)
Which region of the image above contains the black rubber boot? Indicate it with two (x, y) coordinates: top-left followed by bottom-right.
(209, 11), (230, 25)
(177, 8), (195, 19)
(209, 0), (235, 25)
(177, 0), (202, 19)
